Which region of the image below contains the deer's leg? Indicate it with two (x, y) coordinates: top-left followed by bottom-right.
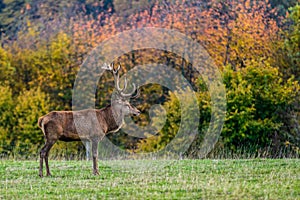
(91, 139), (100, 175)
(45, 140), (56, 176)
(39, 145), (45, 177)
(39, 140), (56, 177)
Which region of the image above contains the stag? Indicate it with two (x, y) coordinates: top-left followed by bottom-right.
(38, 64), (140, 177)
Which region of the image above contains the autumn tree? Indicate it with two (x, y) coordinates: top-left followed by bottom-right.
(195, 0), (281, 70)
(284, 4), (300, 81)
(0, 0), (299, 157)
(13, 87), (52, 156)
(0, 85), (14, 156)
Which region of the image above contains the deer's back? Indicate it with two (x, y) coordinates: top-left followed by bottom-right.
(40, 109), (106, 141)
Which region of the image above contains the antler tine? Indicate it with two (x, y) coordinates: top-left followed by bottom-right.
(103, 63), (139, 98)
(122, 76), (128, 91)
(101, 63), (112, 71)
(113, 64), (121, 75)
(107, 63), (127, 94)
(115, 75), (128, 93)
(130, 84), (140, 99)
(120, 83), (139, 98)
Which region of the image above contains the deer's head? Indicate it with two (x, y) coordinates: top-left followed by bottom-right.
(103, 63), (141, 117)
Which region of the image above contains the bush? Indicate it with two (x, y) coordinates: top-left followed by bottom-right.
(222, 61), (299, 151)
(0, 85), (15, 156)
(12, 87), (52, 156)
(136, 61), (299, 156)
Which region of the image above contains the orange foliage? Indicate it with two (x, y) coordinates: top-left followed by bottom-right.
(70, 0), (281, 70)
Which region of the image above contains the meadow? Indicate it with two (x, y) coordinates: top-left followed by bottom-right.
(0, 159), (299, 199)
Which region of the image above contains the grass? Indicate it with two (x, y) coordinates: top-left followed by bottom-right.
(0, 159), (299, 199)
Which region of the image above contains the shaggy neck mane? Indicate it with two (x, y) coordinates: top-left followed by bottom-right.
(99, 104), (123, 133)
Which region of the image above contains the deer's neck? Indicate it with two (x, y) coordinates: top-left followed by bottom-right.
(101, 104), (124, 134)
(111, 106), (124, 127)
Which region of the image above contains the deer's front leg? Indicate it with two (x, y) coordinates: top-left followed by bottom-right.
(91, 139), (99, 175)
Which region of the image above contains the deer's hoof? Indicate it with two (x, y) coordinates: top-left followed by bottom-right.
(93, 171), (100, 175)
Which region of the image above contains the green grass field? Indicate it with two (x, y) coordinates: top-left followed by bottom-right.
(0, 159), (299, 199)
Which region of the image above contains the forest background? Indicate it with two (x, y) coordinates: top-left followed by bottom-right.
(0, 0), (299, 159)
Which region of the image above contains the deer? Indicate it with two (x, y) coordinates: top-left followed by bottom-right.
(37, 64), (140, 177)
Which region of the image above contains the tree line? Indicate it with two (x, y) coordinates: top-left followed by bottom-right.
(0, 0), (299, 158)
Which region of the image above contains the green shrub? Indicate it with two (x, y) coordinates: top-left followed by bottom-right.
(13, 87), (52, 156)
(0, 85), (15, 156)
(222, 61), (299, 151)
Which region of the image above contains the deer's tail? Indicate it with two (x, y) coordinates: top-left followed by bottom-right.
(38, 116), (44, 129)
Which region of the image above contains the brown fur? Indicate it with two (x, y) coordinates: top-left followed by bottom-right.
(38, 64), (140, 177)
(38, 103), (140, 177)
(39, 108), (115, 142)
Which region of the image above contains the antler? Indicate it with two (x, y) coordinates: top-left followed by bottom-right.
(102, 63), (139, 98)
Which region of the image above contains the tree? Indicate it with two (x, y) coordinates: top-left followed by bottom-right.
(284, 4), (300, 81)
(197, 0), (281, 69)
(222, 61), (299, 152)
(0, 85), (15, 155)
(13, 87), (52, 156)
(269, 0), (298, 17)
(0, 0), (26, 34)
(0, 46), (14, 85)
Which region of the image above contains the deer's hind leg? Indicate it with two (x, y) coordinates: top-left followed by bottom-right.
(39, 121), (61, 177)
(45, 140), (56, 176)
(39, 139), (56, 177)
